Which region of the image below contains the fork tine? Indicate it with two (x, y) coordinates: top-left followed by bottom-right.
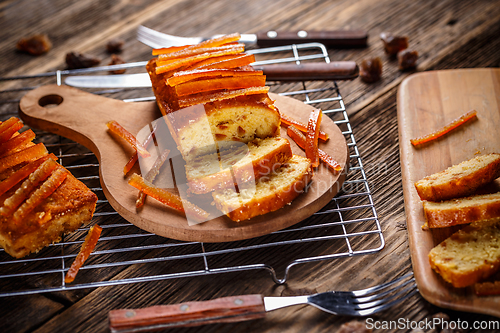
(352, 282), (417, 310)
(137, 26), (202, 49)
(319, 279), (418, 317)
(353, 277), (416, 303)
(351, 272), (414, 297)
(354, 288), (419, 317)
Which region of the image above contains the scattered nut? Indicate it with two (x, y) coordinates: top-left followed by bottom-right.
(431, 312), (450, 330)
(380, 32), (408, 55)
(108, 54), (126, 74)
(16, 34), (52, 55)
(65, 52), (101, 69)
(359, 57), (383, 83)
(106, 39), (124, 53)
(397, 49), (418, 70)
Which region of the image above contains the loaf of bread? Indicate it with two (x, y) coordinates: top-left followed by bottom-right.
(0, 118), (97, 258)
(428, 221), (500, 288)
(212, 154), (312, 222)
(415, 153), (500, 201)
(423, 192), (500, 228)
(185, 137), (292, 194)
(146, 58), (280, 161)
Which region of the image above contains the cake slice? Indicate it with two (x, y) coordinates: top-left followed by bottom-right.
(429, 221), (500, 288)
(415, 153), (500, 201)
(212, 154), (312, 222)
(185, 137), (292, 194)
(0, 117), (97, 258)
(423, 192), (500, 228)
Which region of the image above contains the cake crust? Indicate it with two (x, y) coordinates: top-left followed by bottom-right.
(415, 153), (500, 201)
(212, 155), (312, 222)
(429, 222), (500, 288)
(423, 192), (500, 228)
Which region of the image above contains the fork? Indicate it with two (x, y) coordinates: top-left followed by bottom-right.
(136, 26), (360, 81)
(109, 273), (418, 332)
(137, 25), (368, 49)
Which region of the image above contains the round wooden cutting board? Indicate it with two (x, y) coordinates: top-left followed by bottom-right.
(19, 84), (348, 242)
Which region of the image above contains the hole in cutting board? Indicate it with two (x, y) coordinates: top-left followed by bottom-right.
(38, 94), (63, 108)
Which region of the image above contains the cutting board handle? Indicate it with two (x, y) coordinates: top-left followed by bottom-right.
(18, 84), (159, 160)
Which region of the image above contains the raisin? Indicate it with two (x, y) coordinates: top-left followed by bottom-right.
(16, 34), (52, 56)
(108, 54), (126, 74)
(380, 32), (408, 55)
(65, 52), (101, 69)
(359, 57), (383, 83)
(398, 49), (419, 70)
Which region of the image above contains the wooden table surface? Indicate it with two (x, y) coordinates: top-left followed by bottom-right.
(1, 0), (499, 332)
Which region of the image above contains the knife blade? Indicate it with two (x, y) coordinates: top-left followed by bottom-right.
(138, 25), (368, 49)
(64, 61), (359, 88)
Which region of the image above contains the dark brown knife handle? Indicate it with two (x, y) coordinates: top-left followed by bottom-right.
(256, 61), (359, 81)
(256, 30), (368, 48)
(109, 294), (266, 332)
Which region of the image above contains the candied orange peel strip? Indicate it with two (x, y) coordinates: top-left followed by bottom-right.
(306, 109), (323, 167)
(0, 129), (36, 157)
(107, 121), (151, 158)
(184, 53), (255, 71)
(136, 149), (170, 208)
(152, 33), (240, 56)
(280, 114), (329, 142)
(65, 224), (103, 283)
(152, 45), (190, 56)
(128, 173), (209, 222)
(287, 125), (342, 172)
(0, 143), (48, 173)
(178, 86), (269, 108)
(0, 117), (21, 134)
(155, 45), (245, 75)
(410, 110), (478, 147)
(0, 158), (59, 217)
(158, 44), (244, 62)
(13, 167), (68, 223)
(0, 119), (23, 144)
(0, 154), (57, 197)
(174, 75), (266, 97)
(167, 68), (261, 86)
(188, 33), (240, 49)
(123, 125), (157, 175)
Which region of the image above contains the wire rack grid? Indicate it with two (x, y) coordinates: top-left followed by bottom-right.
(0, 43), (384, 297)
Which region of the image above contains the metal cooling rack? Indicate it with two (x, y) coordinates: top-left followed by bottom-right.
(0, 43), (384, 297)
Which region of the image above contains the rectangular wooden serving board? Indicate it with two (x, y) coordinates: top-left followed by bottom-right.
(397, 68), (500, 317)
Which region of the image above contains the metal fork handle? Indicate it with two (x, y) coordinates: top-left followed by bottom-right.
(109, 294), (266, 333)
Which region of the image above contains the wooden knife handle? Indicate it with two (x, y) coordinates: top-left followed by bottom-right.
(256, 30), (368, 48)
(109, 294), (266, 332)
(255, 61), (359, 81)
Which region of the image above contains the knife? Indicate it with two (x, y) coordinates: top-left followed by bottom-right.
(64, 61), (359, 88)
(137, 25), (368, 49)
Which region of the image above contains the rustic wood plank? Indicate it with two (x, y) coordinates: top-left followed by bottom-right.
(2, 294), (65, 333)
(1, 0), (500, 331)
